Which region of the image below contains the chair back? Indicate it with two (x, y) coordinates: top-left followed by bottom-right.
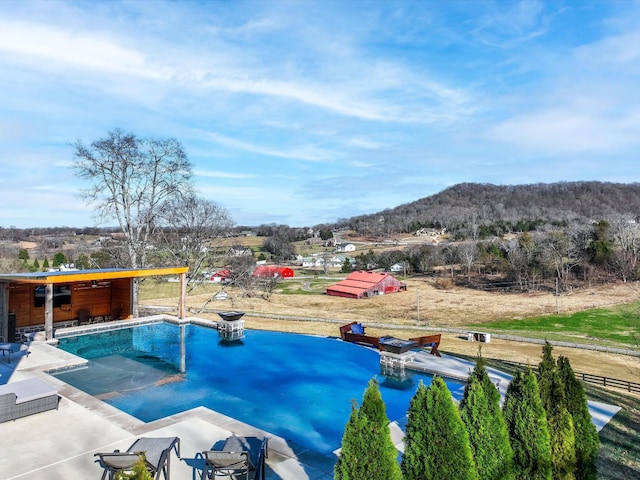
(203, 451), (251, 478)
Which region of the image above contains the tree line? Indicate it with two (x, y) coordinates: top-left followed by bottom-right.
(335, 342), (599, 480)
(352, 214), (640, 291)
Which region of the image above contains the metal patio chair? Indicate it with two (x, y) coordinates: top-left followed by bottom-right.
(201, 435), (267, 480)
(95, 436), (180, 480)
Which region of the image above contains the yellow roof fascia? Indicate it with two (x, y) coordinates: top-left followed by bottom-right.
(0, 267), (189, 284)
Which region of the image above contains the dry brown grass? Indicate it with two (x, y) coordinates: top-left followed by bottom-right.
(141, 277), (640, 384)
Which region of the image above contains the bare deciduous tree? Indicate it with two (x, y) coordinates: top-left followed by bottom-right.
(458, 242), (478, 281)
(73, 128), (193, 314)
(504, 233), (537, 290)
(157, 194), (234, 291)
(441, 244), (458, 278)
(609, 214), (640, 282)
(539, 230), (583, 292)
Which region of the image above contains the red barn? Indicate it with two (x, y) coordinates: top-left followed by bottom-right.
(326, 271), (407, 299)
(210, 269), (230, 282)
(252, 265), (295, 278)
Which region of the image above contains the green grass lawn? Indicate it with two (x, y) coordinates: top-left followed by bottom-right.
(470, 303), (640, 349)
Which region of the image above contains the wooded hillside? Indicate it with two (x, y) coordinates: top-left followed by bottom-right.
(338, 182), (640, 237)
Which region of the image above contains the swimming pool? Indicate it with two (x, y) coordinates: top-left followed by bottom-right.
(53, 322), (465, 455)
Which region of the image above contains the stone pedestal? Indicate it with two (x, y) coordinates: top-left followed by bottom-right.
(380, 350), (416, 371)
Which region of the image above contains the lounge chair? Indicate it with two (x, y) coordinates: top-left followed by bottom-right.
(201, 435), (267, 480)
(95, 436), (180, 480)
(0, 342), (29, 363)
(0, 378), (59, 423)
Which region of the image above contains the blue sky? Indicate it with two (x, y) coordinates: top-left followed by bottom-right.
(1, 0), (640, 229)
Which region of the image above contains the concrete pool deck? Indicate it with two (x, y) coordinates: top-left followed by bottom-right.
(0, 324), (621, 479)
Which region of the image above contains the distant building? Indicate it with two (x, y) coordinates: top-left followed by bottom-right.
(227, 245), (253, 257)
(210, 269), (230, 283)
(302, 256), (318, 268)
(253, 265), (295, 278)
(326, 271), (407, 299)
(335, 242), (356, 253)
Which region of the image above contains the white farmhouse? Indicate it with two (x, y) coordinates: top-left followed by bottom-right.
(335, 242), (356, 253)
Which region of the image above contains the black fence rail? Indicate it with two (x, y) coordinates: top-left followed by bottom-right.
(576, 372), (640, 394)
(496, 359), (640, 394)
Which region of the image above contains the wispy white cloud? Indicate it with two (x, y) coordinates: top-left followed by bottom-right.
(204, 131), (336, 163)
(195, 169), (256, 179)
(470, 0), (550, 47)
(345, 137), (385, 150)
(490, 109), (640, 153)
(1, 8), (472, 125)
(488, 18), (640, 155)
(0, 20), (170, 80)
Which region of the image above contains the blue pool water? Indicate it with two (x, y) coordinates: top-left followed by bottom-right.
(53, 323), (465, 455)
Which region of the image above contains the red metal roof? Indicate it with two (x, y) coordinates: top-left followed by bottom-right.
(326, 271), (405, 298)
(253, 265), (295, 278)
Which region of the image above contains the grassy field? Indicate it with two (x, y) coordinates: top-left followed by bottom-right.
(474, 304), (640, 348)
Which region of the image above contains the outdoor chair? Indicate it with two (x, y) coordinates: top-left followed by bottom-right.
(0, 342), (29, 363)
(76, 308), (92, 325)
(95, 436), (180, 480)
(0, 378), (59, 423)
(110, 306), (122, 321)
(201, 435), (267, 480)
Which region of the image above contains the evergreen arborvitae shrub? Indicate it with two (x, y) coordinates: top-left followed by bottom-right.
(18, 248), (29, 261)
(359, 378), (389, 428)
(334, 378), (402, 480)
(538, 342), (556, 384)
(502, 369), (552, 480)
(341, 258), (353, 273)
(460, 360), (514, 479)
(402, 377), (479, 480)
(52, 252), (66, 267)
(538, 343), (577, 480)
(335, 402), (370, 480)
(558, 356), (599, 480)
(402, 381), (429, 480)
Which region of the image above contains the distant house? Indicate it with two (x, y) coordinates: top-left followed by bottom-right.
(332, 255), (356, 269)
(302, 256), (317, 268)
(253, 265), (295, 278)
(302, 255), (354, 269)
(326, 271), (407, 299)
(228, 245), (253, 257)
(210, 269), (230, 283)
(389, 263), (404, 273)
(335, 242), (356, 253)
